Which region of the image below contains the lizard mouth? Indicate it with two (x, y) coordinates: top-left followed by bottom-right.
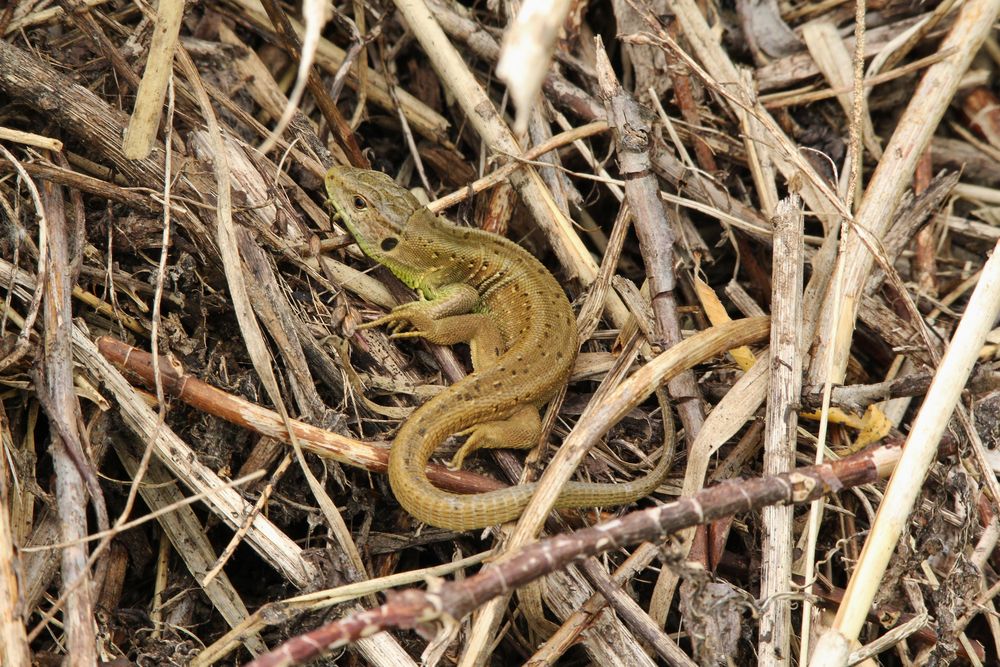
(325, 198), (345, 224)
(320, 201), (363, 252)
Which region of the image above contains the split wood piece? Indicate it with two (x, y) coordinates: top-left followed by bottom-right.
(528, 539), (688, 664)
(534, 565), (659, 666)
(759, 195), (805, 664)
(864, 172), (960, 296)
(95, 336), (504, 497)
(244, 436), (917, 667)
(596, 39), (705, 456)
(36, 178), (104, 664)
(578, 557), (696, 666)
(122, 0), (184, 159)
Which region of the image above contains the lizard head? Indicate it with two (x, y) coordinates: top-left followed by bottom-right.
(324, 166), (420, 266)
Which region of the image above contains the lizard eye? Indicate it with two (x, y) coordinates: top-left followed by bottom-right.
(380, 237), (399, 252)
(352, 195), (367, 210)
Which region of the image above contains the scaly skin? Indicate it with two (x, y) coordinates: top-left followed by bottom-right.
(326, 166), (670, 530)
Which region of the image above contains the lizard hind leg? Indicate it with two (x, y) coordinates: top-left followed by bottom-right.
(449, 404), (542, 470)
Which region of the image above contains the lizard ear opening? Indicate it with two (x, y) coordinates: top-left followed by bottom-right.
(380, 237), (399, 252)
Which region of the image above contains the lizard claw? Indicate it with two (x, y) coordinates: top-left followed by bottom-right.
(388, 330), (426, 340)
(358, 313), (399, 330)
(361, 315), (418, 335)
(386, 321), (410, 335)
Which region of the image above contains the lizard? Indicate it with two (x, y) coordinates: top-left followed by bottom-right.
(325, 166), (671, 530)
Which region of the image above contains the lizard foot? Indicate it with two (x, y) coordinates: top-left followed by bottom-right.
(448, 406), (542, 470)
(359, 307), (433, 338)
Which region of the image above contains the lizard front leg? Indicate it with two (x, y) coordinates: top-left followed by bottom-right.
(362, 282), (506, 370)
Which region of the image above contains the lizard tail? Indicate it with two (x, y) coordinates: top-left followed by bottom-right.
(387, 404), (674, 531)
